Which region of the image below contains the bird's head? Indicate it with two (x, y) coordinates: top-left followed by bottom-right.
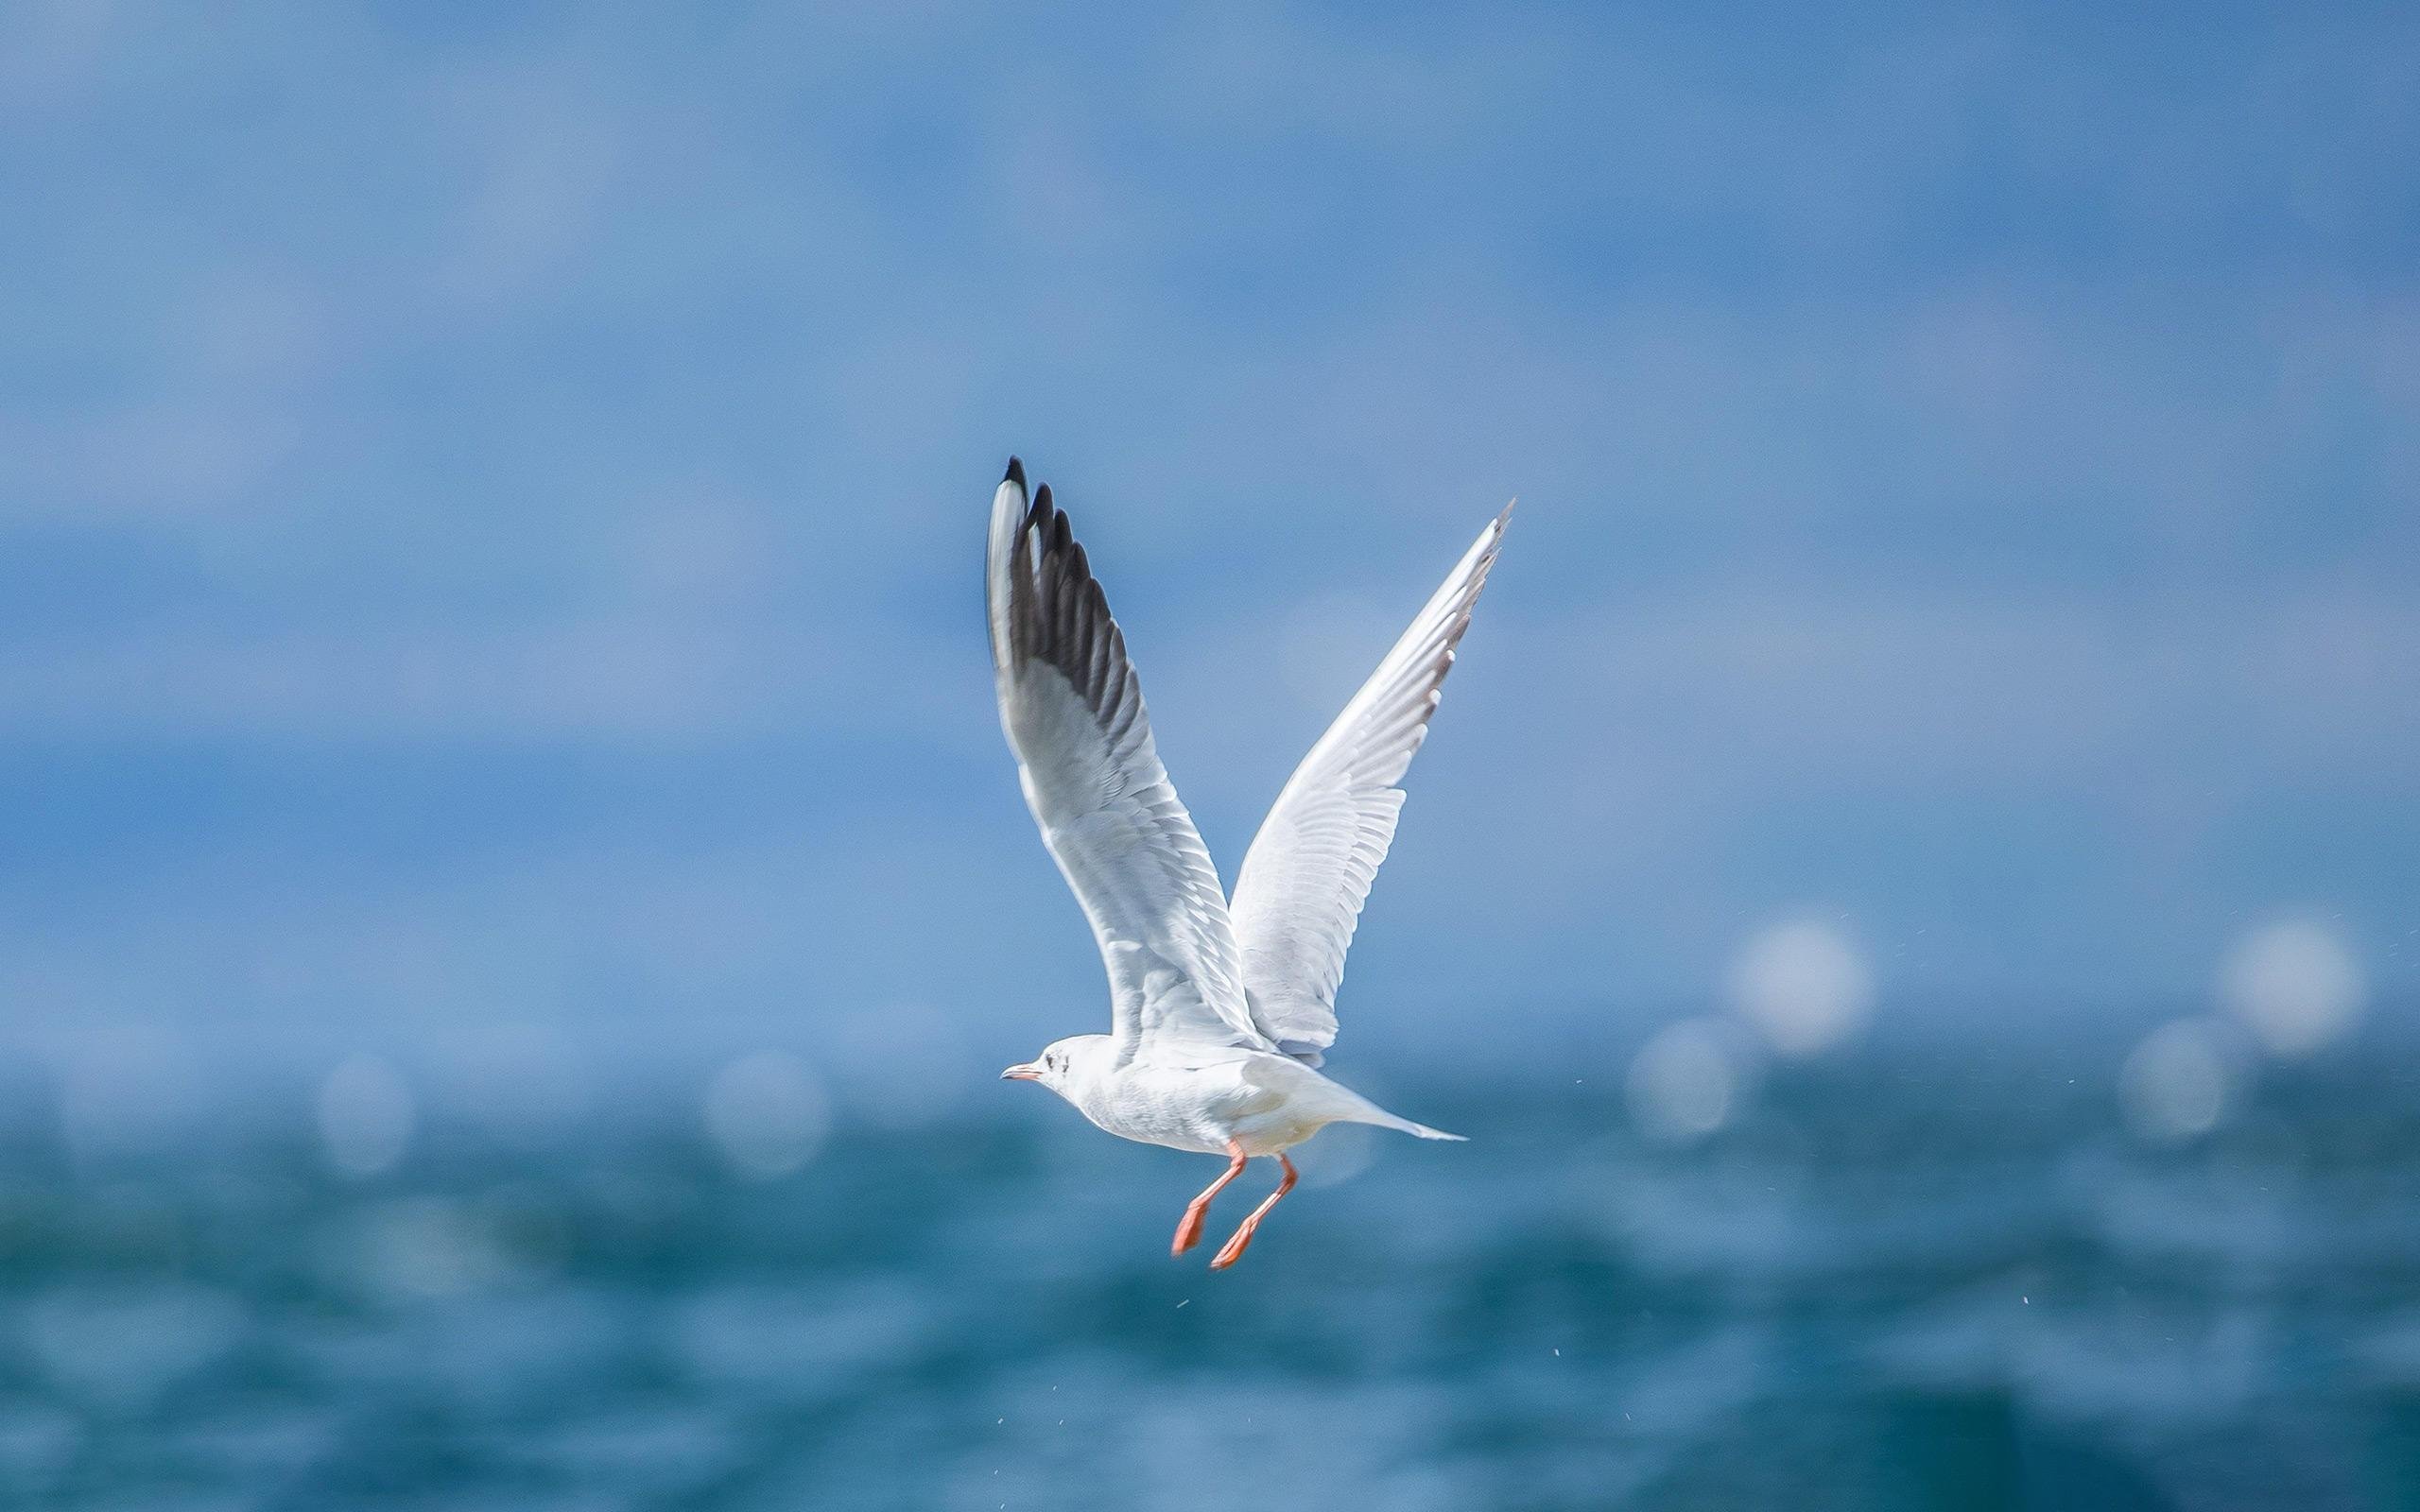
(1000, 1034), (1112, 1097)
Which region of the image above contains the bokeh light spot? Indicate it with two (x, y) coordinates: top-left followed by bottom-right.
(2220, 919), (2365, 1057)
(1294, 1121), (1379, 1189)
(1727, 919), (1875, 1057)
(2119, 1018), (2238, 1143)
(317, 1054), (415, 1178)
(702, 1051), (829, 1180)
(1627, 1018), (1748, 1143)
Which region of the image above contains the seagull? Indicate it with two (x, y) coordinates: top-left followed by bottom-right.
(990, 457), (1510, 1269)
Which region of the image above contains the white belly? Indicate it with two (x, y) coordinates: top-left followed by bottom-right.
(1074, 1056), (1341, 1156)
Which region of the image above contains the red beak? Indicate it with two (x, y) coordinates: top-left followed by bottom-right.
(1000, 1063), (1041, 1081)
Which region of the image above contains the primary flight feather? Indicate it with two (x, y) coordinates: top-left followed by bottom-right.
(990, 457), (1510, 1268)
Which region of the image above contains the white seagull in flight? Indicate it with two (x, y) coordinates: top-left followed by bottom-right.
(991, 458), (1511, 1269)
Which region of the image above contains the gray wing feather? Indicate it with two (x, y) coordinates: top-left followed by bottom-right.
(987, 465), (1270, 1061)
(1228, 506), (1512, 1064)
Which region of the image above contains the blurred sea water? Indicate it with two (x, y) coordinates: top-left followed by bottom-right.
(0, 1024), (2413, 1511)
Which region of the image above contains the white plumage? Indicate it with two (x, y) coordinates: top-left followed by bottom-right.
(990, 457), (1509, 1268)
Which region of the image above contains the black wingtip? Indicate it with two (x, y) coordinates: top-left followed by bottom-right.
(1004, 455), (1026, 490)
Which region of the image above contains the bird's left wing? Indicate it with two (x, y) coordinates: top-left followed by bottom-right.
(1227, 505), (1511, 1064)
(987, 461), (1270, 1062)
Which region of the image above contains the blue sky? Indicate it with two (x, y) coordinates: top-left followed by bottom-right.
(3, 3), (2415, 1077)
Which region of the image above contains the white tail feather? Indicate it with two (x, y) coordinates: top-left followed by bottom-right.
(1357, 1108), (1467, 1142)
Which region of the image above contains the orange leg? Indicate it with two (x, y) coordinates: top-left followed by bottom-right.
(1172, 1141), (1250, 1256)
(1208, 1152), (1298, 1270)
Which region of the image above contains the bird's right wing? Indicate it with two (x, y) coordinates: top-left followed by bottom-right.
(987, 461), (1270, 1063)
(1227, 505), (1511, 1064)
